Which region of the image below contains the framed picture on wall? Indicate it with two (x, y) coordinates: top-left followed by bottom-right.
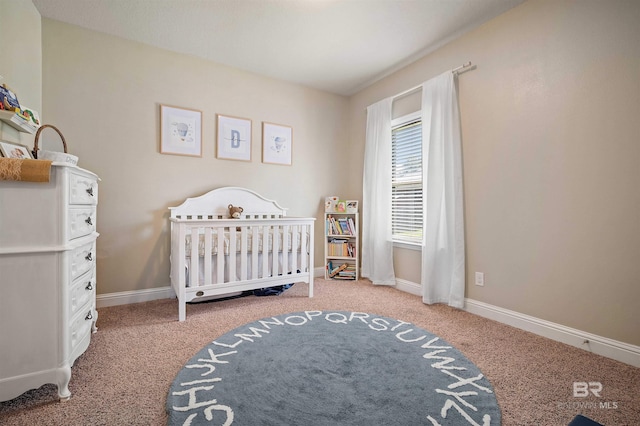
(159, 104), (203, 157)
(217, 114), (252, 161)
(262, 122), (292, 165)
(0, 140), (33, 159)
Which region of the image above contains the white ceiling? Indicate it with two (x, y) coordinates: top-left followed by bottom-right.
(32, 0), (524, 96)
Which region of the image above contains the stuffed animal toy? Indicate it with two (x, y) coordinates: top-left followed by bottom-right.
(228, 204), (244, 231)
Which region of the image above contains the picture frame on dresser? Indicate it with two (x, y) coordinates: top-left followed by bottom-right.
(159, 104), (203, 157)
(0, 140), (33, 159)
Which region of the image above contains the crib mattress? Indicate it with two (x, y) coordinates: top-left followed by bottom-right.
(184, 229), (309, 257)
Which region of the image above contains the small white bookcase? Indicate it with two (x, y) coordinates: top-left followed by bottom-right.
(324, 212), (359, 280)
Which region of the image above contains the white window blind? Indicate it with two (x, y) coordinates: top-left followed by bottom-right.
(391, 119), (423, 244)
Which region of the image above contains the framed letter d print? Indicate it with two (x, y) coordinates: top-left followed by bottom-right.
(217, 114), (252, 161)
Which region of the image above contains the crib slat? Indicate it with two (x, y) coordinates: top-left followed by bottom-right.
(282, 224), (289, 276)
(251, 226), (259, 279)
(229, 226), (237, 282)
(301, 223), (308, 272)
(190, 227), (199, 287)
(272, 224), (280, 276)
(240, 226), (248, 281)
(291, 224), (298, 273)
(262, 225), (269, 278)
(204, 227), (213, 286)
(307, 222), (314, 297)
(176, 223), (186, 287)
(217, 226), (225, 284)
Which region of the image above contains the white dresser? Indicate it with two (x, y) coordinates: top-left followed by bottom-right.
(0, 163), (99, 402)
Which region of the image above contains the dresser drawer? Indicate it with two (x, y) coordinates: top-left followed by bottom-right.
(69, 240), (96, 282)
(69, 172), (98, 205)
(68, 207), (97, 240)
(69, 267), (95, 320)
(69, 305), (94, 355)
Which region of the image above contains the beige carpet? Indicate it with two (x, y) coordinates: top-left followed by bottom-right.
(1, 279), (638, 425)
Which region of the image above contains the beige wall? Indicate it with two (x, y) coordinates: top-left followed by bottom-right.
(18, 0), (640, 346)
(0, 0), (41, 145)
(349, 0), (640, 346)
(41, 19), (350, 295)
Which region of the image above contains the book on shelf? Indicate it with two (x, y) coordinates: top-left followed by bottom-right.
(328, 239), (355, 257)
(326, 261), (355, 279)
(332, 264), (357, 280)
(337, 218), (350, 234)
(326, 215), (340, 235)
(328, 262), (348, 278)
(326, 214), (356, 236)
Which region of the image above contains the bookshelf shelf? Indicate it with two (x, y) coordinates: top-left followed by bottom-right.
(0, 110), (37, 134)
(324, 211), (359, 280)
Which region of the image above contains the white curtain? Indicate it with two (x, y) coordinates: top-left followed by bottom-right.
(361, 97), (395, 285)
(421, 71), (466, 308)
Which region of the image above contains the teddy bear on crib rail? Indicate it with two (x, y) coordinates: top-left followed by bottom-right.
(228, 204), (244, 231)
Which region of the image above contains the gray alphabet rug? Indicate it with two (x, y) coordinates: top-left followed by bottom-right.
(167, 311), (501, 425)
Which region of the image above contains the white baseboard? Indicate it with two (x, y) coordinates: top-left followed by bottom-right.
(96, 286), (175, 308)
(464, 298), (640, 368)
(392, 279), (640, 368)
(394, 278), (422, 296)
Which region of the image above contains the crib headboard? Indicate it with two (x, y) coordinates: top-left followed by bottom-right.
(169, 187), (288, 220)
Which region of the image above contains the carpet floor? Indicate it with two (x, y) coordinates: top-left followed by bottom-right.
(1, 279), (638, 425)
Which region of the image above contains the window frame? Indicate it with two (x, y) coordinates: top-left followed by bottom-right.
(391, 111), (423, 249)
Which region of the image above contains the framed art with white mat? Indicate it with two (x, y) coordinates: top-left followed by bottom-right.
(217, 114), (252, 162)
(159, 104), (202, 157)
(262, 122), (292, 165)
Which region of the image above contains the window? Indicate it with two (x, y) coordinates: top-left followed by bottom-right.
(391, 113), (423, 245)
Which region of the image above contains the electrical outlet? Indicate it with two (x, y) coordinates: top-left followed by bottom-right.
(475, 272), (484, 286)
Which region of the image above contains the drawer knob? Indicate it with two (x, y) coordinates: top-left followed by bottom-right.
(85, 282), (93, 291)
(85, 311), (93, 321)
(86, 187), (94, 197)
(85, 216), (93, 226)
(85, 252), (93, 261)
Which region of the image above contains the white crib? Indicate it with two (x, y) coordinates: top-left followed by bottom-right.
(169, 187), (315, 321)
